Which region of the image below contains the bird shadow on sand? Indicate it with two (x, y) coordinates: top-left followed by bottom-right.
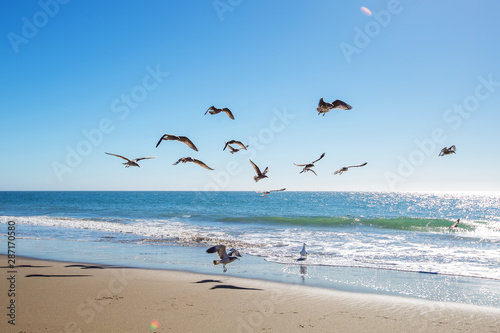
(25, 274), (92, 278)
(64, 264), (132, 270)
(209, 285), (263, 291)
(194, 279), (262, 291)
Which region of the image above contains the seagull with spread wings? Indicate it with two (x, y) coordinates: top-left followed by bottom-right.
(155, 134), (198, 151)
(223, 140), (248, 151)
(257, 188), (286, 197)
(439, 145), (456, 156)
(105, 152), (155, 168)
(205, 106), (235, 120)
(294, 153), (325, 176)
(316, 98), (352, 116)
(173, 157), (213, 170)
(332, 162), (367, 175)
(249, 159), (269, 182)
(206, 245), (242, 272)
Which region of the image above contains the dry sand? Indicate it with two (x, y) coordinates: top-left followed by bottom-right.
(1, 255), (499, 332)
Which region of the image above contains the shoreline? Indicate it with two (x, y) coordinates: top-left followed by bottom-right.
(1, 256), (500, 332)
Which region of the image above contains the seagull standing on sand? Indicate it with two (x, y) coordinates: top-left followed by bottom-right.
(206, 245), (242, 272)
(249, 159), (269, 182)
(205, 106), (235, 120)
(155, 134), (198, 151)
(294, 153), (325, 176)
(439, 145), (456, 156)
(316, 98), (352, 116)
(173, 157), (214, 170)
(332, 162), (367, 175)
(105, 153), (155, 168)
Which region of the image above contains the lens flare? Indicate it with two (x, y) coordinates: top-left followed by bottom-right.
(360, 7), (372, 16)
(150, 320), (160, 330)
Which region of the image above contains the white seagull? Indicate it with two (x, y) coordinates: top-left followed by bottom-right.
(257, 188), (286, 197)
(206, 245), (242, 272)
(105, 152), (155, 168)
(449, 219), (460, 230)
(332, 162), (367, 175)
(294, 153), (325, 176)
(297, 243), (307, 261)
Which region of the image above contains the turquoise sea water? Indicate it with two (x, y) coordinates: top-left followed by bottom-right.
(1, 191), (499, 307)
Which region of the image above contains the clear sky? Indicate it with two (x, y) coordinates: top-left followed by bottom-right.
(1, 0), (499, 192)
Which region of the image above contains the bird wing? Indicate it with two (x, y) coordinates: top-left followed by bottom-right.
(438, 147), (446, 156)
(178, 136), (198, 151)
(449, 145), (456, 152)
(172, 158), (183, 165)
(262, 167), (269, 175)
(228, 248), (242, 257)
(205, 106), (214, 115)
(332, 99), (352, 110)
(232, 140), (246, 149)
(270, 188), (286, 192)
(249, 159), (262, 175)
(193, 159), (214, 170)
(318, 98), (325, 107)
(294, 163), (307, 167)
(311, 152), (325, 164)
(223, 108), (235, 120)
(134, 157), (156, 162)
(207, 245), (229, 259)
(155, 135), (167, 148)
(307, 169), (318, 176)
(105, 152), (131, 162)
(332, 169), (342, 175)
(346, 162), (367, 168)
(223, 142), (230, 151)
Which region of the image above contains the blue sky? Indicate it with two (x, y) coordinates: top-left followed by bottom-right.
(1, 0), (499, 192)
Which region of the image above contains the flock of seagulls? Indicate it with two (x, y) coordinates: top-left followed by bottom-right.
(104, 99), (458, 273)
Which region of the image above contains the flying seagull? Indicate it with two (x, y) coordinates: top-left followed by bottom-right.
(206, 245), (241, 272)
(257, 188), (286, 197)
(297, 243), (307, 261)
(173, 157), (213, 170)
(332, 162), (367, 175)
(105, 152), (155, 168)
(449, 219), (460, 230)
(223, 140), (248, 151)
(155, 134), (198, 151)
(294, 153), (325, 175)
(316, 98), (352, 116)
(205, 106), (235, 120)
(225, 144), (248, 154)
(439, 145), (456, 156)
(249, 159), (269, 182)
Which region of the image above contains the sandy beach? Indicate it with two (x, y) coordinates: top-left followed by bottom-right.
(0, 256), (499, 332)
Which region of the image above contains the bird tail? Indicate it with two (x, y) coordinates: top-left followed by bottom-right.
(213, 260), (221, 266)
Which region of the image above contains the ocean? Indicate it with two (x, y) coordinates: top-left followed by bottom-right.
(1, 191), (499, 308)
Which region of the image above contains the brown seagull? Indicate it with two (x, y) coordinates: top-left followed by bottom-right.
(317, 98), (352, 116)
(249, 159), (269, 182)
(439, 145), (456, 156)
(156, 134), (198, 151)
(223, 140), (248, 151)
(205, 106), (235, 120)
(332, 162), (367, 175)
(257, 188), (286, 197)
(225, 144), (247, 154)
(173, 157), (213, 170)
(105, 152), (155, 168)
(294, 153), (325, 175)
